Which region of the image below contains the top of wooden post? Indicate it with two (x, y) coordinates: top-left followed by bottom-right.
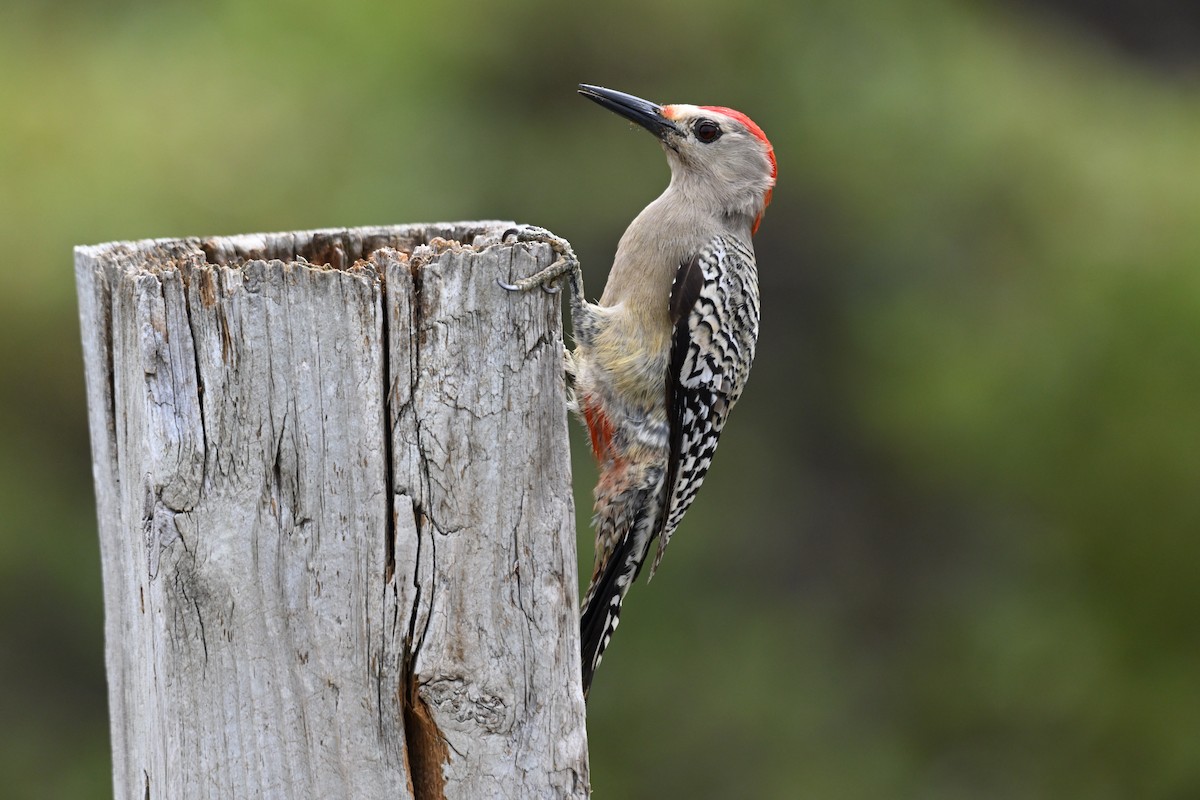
(75, 222), (589, 799)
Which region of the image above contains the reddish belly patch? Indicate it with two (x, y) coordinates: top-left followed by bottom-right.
(581, 397), (617, 463)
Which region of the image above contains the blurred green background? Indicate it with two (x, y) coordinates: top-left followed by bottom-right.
(3, 0), (1199, 797)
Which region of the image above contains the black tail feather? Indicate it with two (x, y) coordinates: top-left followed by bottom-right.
(580, 531), (643, 699)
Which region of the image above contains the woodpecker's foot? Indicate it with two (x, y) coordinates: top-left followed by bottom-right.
(496, 225), (579, 294)
(496, 276), (563, 294)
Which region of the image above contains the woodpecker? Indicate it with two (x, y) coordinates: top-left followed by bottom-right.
(501, 84), (775, 697)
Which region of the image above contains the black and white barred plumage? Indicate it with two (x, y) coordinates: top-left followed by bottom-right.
(655, 235), (759, 571)
(579, 235), (759, 691)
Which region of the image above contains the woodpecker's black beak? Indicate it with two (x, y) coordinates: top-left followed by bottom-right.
(579, 84), (681, 141)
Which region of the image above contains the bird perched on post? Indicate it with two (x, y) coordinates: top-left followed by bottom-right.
(501, 84), (775, 697)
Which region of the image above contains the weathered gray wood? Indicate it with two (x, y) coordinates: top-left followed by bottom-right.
(75, 223), (589, 800)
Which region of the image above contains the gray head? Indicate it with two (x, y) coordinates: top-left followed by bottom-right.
(579, 84), (777, 234)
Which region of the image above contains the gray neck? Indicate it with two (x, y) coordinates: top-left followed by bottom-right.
(599, 180), (754, 310)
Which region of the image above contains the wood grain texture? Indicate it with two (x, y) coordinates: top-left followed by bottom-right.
(75, 223), (588, 800)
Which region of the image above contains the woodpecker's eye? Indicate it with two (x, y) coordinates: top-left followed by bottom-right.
(694, 119), (722, 143)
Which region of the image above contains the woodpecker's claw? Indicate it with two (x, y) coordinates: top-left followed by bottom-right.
(496, 277), (562, 294)
(496, 225), (579, 295)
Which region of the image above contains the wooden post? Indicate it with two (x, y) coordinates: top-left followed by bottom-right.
(75, 223), (589, 800)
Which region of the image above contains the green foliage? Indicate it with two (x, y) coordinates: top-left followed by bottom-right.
(2, 0), (1198, 796)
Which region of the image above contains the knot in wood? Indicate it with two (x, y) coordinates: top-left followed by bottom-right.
(419, 676), (510, 734)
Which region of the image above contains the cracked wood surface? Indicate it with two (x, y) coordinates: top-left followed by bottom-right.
(75, 223), (589, 800)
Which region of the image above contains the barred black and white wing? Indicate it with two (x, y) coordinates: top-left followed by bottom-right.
(652, 235), (760, 574)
